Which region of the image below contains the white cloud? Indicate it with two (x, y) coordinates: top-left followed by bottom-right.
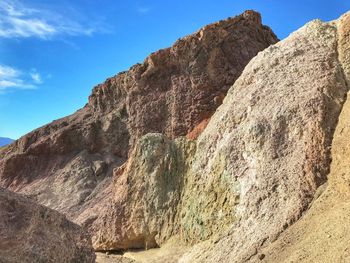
(0, 0), (105, 39)
(0, 64), (18, 78)
(0, 64), (41, 91)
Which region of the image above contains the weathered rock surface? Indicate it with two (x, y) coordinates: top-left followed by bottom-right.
(0, 10), (277, 229)
(91, 10), (350, 262)
(4, 8), (349, 263)
(248, 11), (350, 263)
(91, 134), (195, 250)
(0, 187), (95, 263)
(178, 12), (350, 263)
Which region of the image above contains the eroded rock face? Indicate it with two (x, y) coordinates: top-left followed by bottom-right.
(91, 11), (350, 261)
(0, 11), (277, 226)
(91, 134), (196, 250)
(0, 187), (95, 263)
(248, 11), (350, 263)
(179, 13), (350, 263)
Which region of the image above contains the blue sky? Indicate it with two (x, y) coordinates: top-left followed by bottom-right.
(1, 0), (349, 139)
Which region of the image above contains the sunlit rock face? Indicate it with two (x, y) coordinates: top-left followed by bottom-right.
(247, 11), (350, 263)
(2, 7), (350, 263)
(93, 11), (350, 263)
(0, 11), (277, 232)
(179, 12), (350, 263)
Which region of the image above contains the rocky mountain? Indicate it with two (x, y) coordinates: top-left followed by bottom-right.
(0, 10), (277, 229)
(0, 187), (95, 263)
(90, 11), (350, 262)
(1, 8), (350, 263)
(0, 137), (14, 147)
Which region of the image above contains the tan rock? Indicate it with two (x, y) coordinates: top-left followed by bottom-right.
(0, 187), (95, 263)
(179, 12), (350, 263)
(90, 12), (350, 258)
(247, 11), (350, 263)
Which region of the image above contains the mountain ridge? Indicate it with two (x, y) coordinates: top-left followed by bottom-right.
(0, 137), (14, 147)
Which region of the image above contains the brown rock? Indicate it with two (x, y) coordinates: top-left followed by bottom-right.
(91, 10), (350, 262)
(0, 10), (277, 234)
(0, 187), (95, 263)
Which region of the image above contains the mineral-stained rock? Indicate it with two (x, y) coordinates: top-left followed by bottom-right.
(91, 12), (350, 257)
(178, 12), (350, 263)
(0, 10), (277, 228)
(90, 10), (350, 261)
(6, 7), (350, 263)
(0, 187), (95, 263)
(91, 134), (196, 250)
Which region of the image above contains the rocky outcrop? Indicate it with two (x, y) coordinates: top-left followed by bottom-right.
(90, 11), (350, 262)
(0, 11), (278, 228)
(4, 7), (349, 263)
(91, 134), (195, 250)
(0, 187), (95, 263)
(178, 12), (350, 263)
(247, 11), (350, 263)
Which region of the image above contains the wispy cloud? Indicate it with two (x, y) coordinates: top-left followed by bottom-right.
(30, 72), (42, 84)
(0, 65), (42, 92)
(0, 0), (106, 39)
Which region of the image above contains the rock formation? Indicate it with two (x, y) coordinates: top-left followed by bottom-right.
(91, 134), (196, 250)
(2, 7), (350, 263)
(91, 10), (350, 262)
(0, 187), (95, 263)
(248, 11), (350, 263)
(176, 13), (350, 262)
(0, 11), (278, 230)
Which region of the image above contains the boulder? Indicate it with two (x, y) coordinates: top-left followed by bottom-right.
(0, 187), (95, 263)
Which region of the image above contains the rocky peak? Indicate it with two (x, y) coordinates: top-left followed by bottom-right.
(0, 11), (277, 234)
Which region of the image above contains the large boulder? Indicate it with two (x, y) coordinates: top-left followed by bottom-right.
(248, 11), (350, 263)
(179, 11), (350, 263)
(0, 11), (277, 228)
(0, 187), (95, 263)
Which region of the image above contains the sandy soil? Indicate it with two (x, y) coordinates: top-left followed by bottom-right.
(96, 237), (188, 263)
